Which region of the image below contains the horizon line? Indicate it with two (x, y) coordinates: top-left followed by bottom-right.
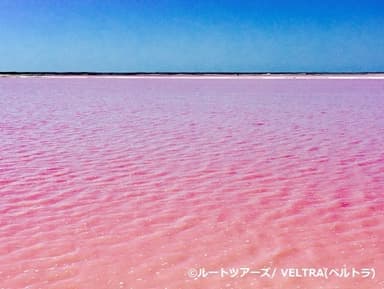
(2, 71), (384, 76)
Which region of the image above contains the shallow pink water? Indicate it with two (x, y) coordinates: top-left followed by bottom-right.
(0, 77), (383, 289)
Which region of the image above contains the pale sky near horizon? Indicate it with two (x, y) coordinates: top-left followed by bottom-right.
(0, 0), (383, 72)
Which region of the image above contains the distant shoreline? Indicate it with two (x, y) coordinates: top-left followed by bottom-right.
(1, 72), (384, 79)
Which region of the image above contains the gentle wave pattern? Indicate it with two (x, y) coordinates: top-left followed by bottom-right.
(0, 77), (383, 289)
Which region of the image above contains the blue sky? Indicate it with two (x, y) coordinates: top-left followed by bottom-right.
(0, 0), (383, 72)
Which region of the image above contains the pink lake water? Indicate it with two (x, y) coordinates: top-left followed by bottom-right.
(0, 77), (383, 289)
